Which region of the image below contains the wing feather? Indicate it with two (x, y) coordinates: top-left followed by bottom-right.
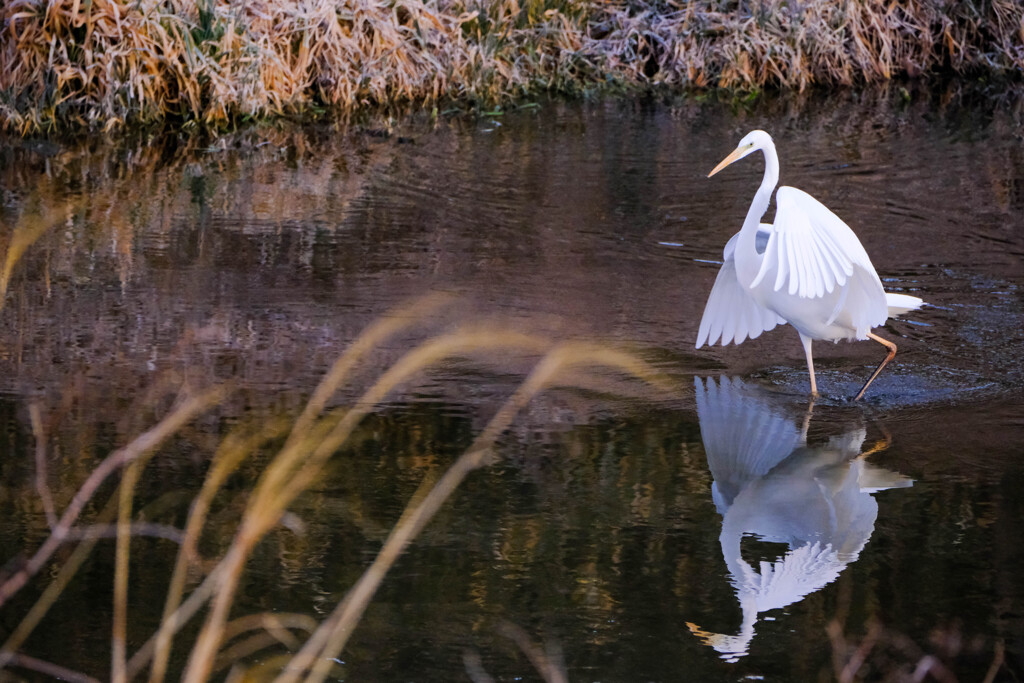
(785, 225), (800, 295)
(816, 222), (854, 277)
(761, 300), (782, 331)
(850, 271), (887, 335)
(757, 186), (880, 302)
(696, 237), (786, 348)
(820, 227), (848, 292)
(825, 280), (849, 326)
(812, 230), (836, 294)
(782, 228), (798, 294)
(796, 221), (818, 297)
(770, 230), (789, 292)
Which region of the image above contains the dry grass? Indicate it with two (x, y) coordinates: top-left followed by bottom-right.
(0, 291), (673, 681)
(2, 0), (1022, 134)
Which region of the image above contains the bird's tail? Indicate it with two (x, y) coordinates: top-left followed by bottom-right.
(885, 293), (924, 317)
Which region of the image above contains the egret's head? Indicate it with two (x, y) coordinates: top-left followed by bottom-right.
(708, 130), (773, 177)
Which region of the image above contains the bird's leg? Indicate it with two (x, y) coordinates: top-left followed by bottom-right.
(854, 332), (898, 401)
(800, 395), (816, 444)
(800, 334), (818, 397)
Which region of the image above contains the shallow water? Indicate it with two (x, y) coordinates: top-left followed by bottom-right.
(1, 90), (1023, 680)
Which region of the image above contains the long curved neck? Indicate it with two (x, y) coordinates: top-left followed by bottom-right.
(734, 142), (779, 287)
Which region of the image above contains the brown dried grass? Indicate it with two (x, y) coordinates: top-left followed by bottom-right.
(2, 0), (1023, 134)
(0, 283), (674, 680)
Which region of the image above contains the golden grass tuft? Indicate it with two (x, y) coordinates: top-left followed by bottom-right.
(0, 293), (675, 681)
(2, 0), (1023, 133)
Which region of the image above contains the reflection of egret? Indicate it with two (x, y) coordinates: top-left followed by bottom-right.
(696, 130), (924, 400)
(686, 377), (911, 661)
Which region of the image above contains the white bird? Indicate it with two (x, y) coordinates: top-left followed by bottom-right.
(687, 376), (913, 660)
(695, 130), (924, 400)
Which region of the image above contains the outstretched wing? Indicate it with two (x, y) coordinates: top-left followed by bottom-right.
(753, 187), (884, 301)
(694, 376), (803, 510)
(696, 230), (786, 348)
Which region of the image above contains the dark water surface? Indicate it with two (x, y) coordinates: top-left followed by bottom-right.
(1, 91), (1024, 680)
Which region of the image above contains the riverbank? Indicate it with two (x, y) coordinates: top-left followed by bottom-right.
(2, 0), (1023, 134)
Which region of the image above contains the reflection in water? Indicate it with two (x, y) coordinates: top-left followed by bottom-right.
(688, 377), (912, 661)
(1, 95), (1024, 679)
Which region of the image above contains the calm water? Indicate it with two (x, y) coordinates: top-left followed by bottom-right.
(1, 90), (1023, 680)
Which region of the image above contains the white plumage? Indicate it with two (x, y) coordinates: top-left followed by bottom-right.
(696, 130), (924, 399)
(687, 376), (913, 660)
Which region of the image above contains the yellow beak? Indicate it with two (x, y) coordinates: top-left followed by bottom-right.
(707, 147), (747, 178)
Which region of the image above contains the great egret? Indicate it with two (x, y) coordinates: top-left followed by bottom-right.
(686, 377), (912, 660)
(696, 130), (924, 400)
